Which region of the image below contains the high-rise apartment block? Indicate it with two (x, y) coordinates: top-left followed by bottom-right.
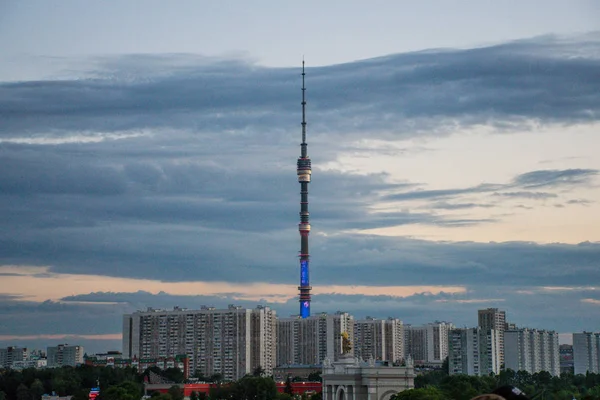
(353, 317), (404, 363)
(47, 344), (84, 367)
(384, 318), (405, 363)
(504, 328), (560, 376)
(448, 328), (501, 376)
(0, 346), (28, 368)
(123, 305), (276, 380)
(405, 322), (453, 365)
(277, 312), (354, 366)
(573, 332), (600, 374)
(478, 308), (506, 367)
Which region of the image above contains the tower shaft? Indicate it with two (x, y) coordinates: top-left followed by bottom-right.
(297, 61), (312, 318)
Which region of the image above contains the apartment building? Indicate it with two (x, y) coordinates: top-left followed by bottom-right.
(47, 344), (84, 367)
(478, 308), (506, 367)
(123, 305), (276, 380)
(277, 312), (354, 366)
(504, 328), (560, 376)
(573, 332), (600, 374)
(353, 317), (404, 363)
(0, 346), (28, 368)
(405, 322), (453, 365)
(448, 328), (501, 376)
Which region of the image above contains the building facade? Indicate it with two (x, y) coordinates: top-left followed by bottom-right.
(448, 328), (501, 376)
(277, 312), (354, 366)
(47, 344), (84, 367)
(0, 347), (28, 368)
(353, 317), (404, 363)
(559, 344), (574, 375)
(404, 322), (453, 365)
(573, 332), (600, 375)
(354, 317), (386, 362)
(123, 305), (277, 380)
(504, 328), (560, 376)
(478, 308), (506, 367)
(322, 354), (415, 400)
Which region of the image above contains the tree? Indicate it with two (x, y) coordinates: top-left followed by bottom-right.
(232, 376), (278, 400)
(310, 392), (322, 400)
(167, 385), (184, 400)
(391, 387), (445, 400)
(0, 391), (7, 400)
(29, 379), (45, 400)
(253, 366), (266, 377)
(16, 383), (31, 400)
(102, 381), (142, 400)
(163, 368), (185, 384)
(307, 371), (322, 382)
(190, 390), (199, 400)
(284, 375), (294, 396)
(441, 357), (449, 375)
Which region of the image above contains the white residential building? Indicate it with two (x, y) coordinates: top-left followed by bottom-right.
(405, 322), (453, 365)
(504, 328), (560, 376)
(353, 317), (404, 363)
(384, 318), (405, 363)
(478, 308), (507, 367)
(277, 312), (354, 366)
(573, 332), (600, 375)
(448, 328), (501, 376)
(354, 317), (386, 362)
(123, 305), (277, 380)
(47, 344), (84, 367)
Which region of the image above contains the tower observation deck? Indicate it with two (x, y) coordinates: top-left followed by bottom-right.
(297, 61), (312, 318)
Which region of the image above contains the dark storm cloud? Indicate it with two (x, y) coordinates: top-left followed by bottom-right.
(1, 34), (600, 139)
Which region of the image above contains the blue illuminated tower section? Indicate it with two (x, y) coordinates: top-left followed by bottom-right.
(297, 61), (312, 318)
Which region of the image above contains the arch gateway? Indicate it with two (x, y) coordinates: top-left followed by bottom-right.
(322, 355), (415, 400)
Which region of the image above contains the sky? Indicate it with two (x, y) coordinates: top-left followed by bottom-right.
(1, 0), (599, 353)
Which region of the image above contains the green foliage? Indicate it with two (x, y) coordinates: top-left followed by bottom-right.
(307, 371), (322, 382)
(391, 386), (445, 400)
(253, 366), (266, 377)
(15, 384), (30, 400)
(190, 390), (199, 400)
(162, 368), (185, 384)
(310, 391), (322, 400)
(101, 381), (142, 400)
(28, 380), (44, 400)
(209, 383), (233, 400)
(231, 375), (278, 400)
(167, 385), (184, 400)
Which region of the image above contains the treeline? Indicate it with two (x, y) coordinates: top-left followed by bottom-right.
(0, 365), (143, 400)
(393, 369), (600, 400)
(0, 366), (319, 400)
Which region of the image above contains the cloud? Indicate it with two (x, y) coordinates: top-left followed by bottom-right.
(512, 169), (599, 188)
(494, 191), (558, 200)
(1, 34), (599, 140)
(1, 33), (600, 343)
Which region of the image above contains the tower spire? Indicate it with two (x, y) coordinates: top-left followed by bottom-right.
(297, 60), (312, 318)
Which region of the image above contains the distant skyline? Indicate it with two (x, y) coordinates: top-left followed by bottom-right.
(1, 1), (599, 353)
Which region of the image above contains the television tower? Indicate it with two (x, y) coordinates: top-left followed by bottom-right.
(297, 61), (312, 318)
